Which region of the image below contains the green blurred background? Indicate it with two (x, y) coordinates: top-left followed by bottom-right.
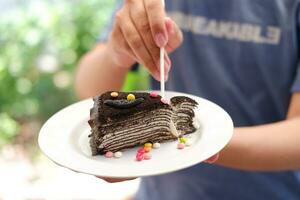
(0, 0), (149, 155)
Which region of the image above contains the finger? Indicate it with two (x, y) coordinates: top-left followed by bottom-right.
(204, 153), (219, 164)
(165, 17), (175, 35)
(118, 7), (160, 80)
(129, 1), (160, 71)
(109, 23), (138, 68)
(97, 176), (136, 183)
(112, 24), (137, 61)
(158, 50), (171, 80)
(144, 0), (168, 47)
(165, 18), (183, 53)
(164, 51), (171, 81)
(156, 49), (171, 81)
(164, 51), (171, 68)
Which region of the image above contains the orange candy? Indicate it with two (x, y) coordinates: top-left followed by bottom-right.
(110, 92), (118, 98)
(144, 146), (152, 152)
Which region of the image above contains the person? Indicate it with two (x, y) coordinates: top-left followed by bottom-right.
(75, 0), (300, 199)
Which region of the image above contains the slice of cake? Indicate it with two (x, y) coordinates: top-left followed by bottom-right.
(88, 91), (198, 155)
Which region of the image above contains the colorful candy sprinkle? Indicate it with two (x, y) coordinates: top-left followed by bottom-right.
(105, 151), (113, 158)
(161, 98), (169, 104)
(137, 148), (146, 154)
(179, 137), (188, 143)
(144, 153), (152, 160)
(136, 144), (155, 161)
(185, 140), (192, 146)
(144, 143), (152, 148)
(150, 91), (158, 98)
(144, 146), (152, 152)
(153, 142), (161, 149)
(136, 154), (144, 161)
(114, 151), (122, 158)
(127, 93), (135, 101)
(177, 143), (185, 149)
(110, 92), (118, 98)
(193, 120), (200, 129)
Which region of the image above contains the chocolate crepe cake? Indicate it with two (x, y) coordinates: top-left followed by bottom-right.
(88, 91), (198, 155)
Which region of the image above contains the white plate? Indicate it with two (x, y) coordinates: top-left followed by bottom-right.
(38, 91), (233, 178)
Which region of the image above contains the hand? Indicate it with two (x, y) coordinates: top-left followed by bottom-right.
(106, 0), (183, 81)
(97, 176), (137, 183)
(204, 153), (219, 164)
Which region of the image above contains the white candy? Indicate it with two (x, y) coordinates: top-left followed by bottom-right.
(153, 142), (161, 149)
(185, 140), (192, 146)
(193, 119), (201, 129)
(114, 151), (122, 158)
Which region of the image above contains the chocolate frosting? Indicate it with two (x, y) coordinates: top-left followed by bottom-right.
(91, 92), (171, 124)
(104, 97), (144, 109)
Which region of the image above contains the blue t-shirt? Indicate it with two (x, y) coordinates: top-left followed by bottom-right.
(100, 0), (300, 199)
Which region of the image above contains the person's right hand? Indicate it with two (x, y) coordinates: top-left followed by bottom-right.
(106, 0), (183, 81)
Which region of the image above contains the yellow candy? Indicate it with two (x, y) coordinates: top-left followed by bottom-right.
(144, 143), (152, 148)
(110, 92), (118, 98)
(144, 146), (152, 152)
(179, 137), (188, 143)
(127, 93), (135, 101)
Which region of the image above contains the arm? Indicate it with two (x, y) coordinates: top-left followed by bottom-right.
(216, 93), (300, 171)
(75, 44), (130, 99)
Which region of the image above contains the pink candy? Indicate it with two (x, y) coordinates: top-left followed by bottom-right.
(105, 151), (113, 158)
(136, 154), (144, 161)
(136, 148), (145, 161)
(136, 147), (153, 161)
(177, 143), (185, 149)
(161, 98), (169, 104)
(137, 148), (146, 154)
(150, 91), (158, 98)
(144, 153), (152, 160)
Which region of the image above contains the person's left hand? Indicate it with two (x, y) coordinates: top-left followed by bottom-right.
(97, 177), (137, 183)
(204, 153), (220, 164)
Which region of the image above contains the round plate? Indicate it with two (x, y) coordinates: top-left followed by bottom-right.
(38, 91), (233, 178)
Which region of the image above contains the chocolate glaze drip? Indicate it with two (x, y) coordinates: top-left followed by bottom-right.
(104, 98), (144, 109)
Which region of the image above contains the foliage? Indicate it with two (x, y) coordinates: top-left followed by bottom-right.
(0, 0), (118, 147)
(123, 67), (150, 92)
(0, 113), (20, 147)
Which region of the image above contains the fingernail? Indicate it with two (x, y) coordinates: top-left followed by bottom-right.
(165, 59), (170, 71)
(165, 17), (175, 35)
(164, 61), (170, 82)
(164, 73), (168, 81)
(155, 33), (167, 47)
(169, 26), (175, 35)
(165, 55), (171, 67)
(164, 66), (169, 81)
(156, 59), (170, 70)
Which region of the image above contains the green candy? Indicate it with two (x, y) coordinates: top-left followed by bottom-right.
(179, 137), (187, 143)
